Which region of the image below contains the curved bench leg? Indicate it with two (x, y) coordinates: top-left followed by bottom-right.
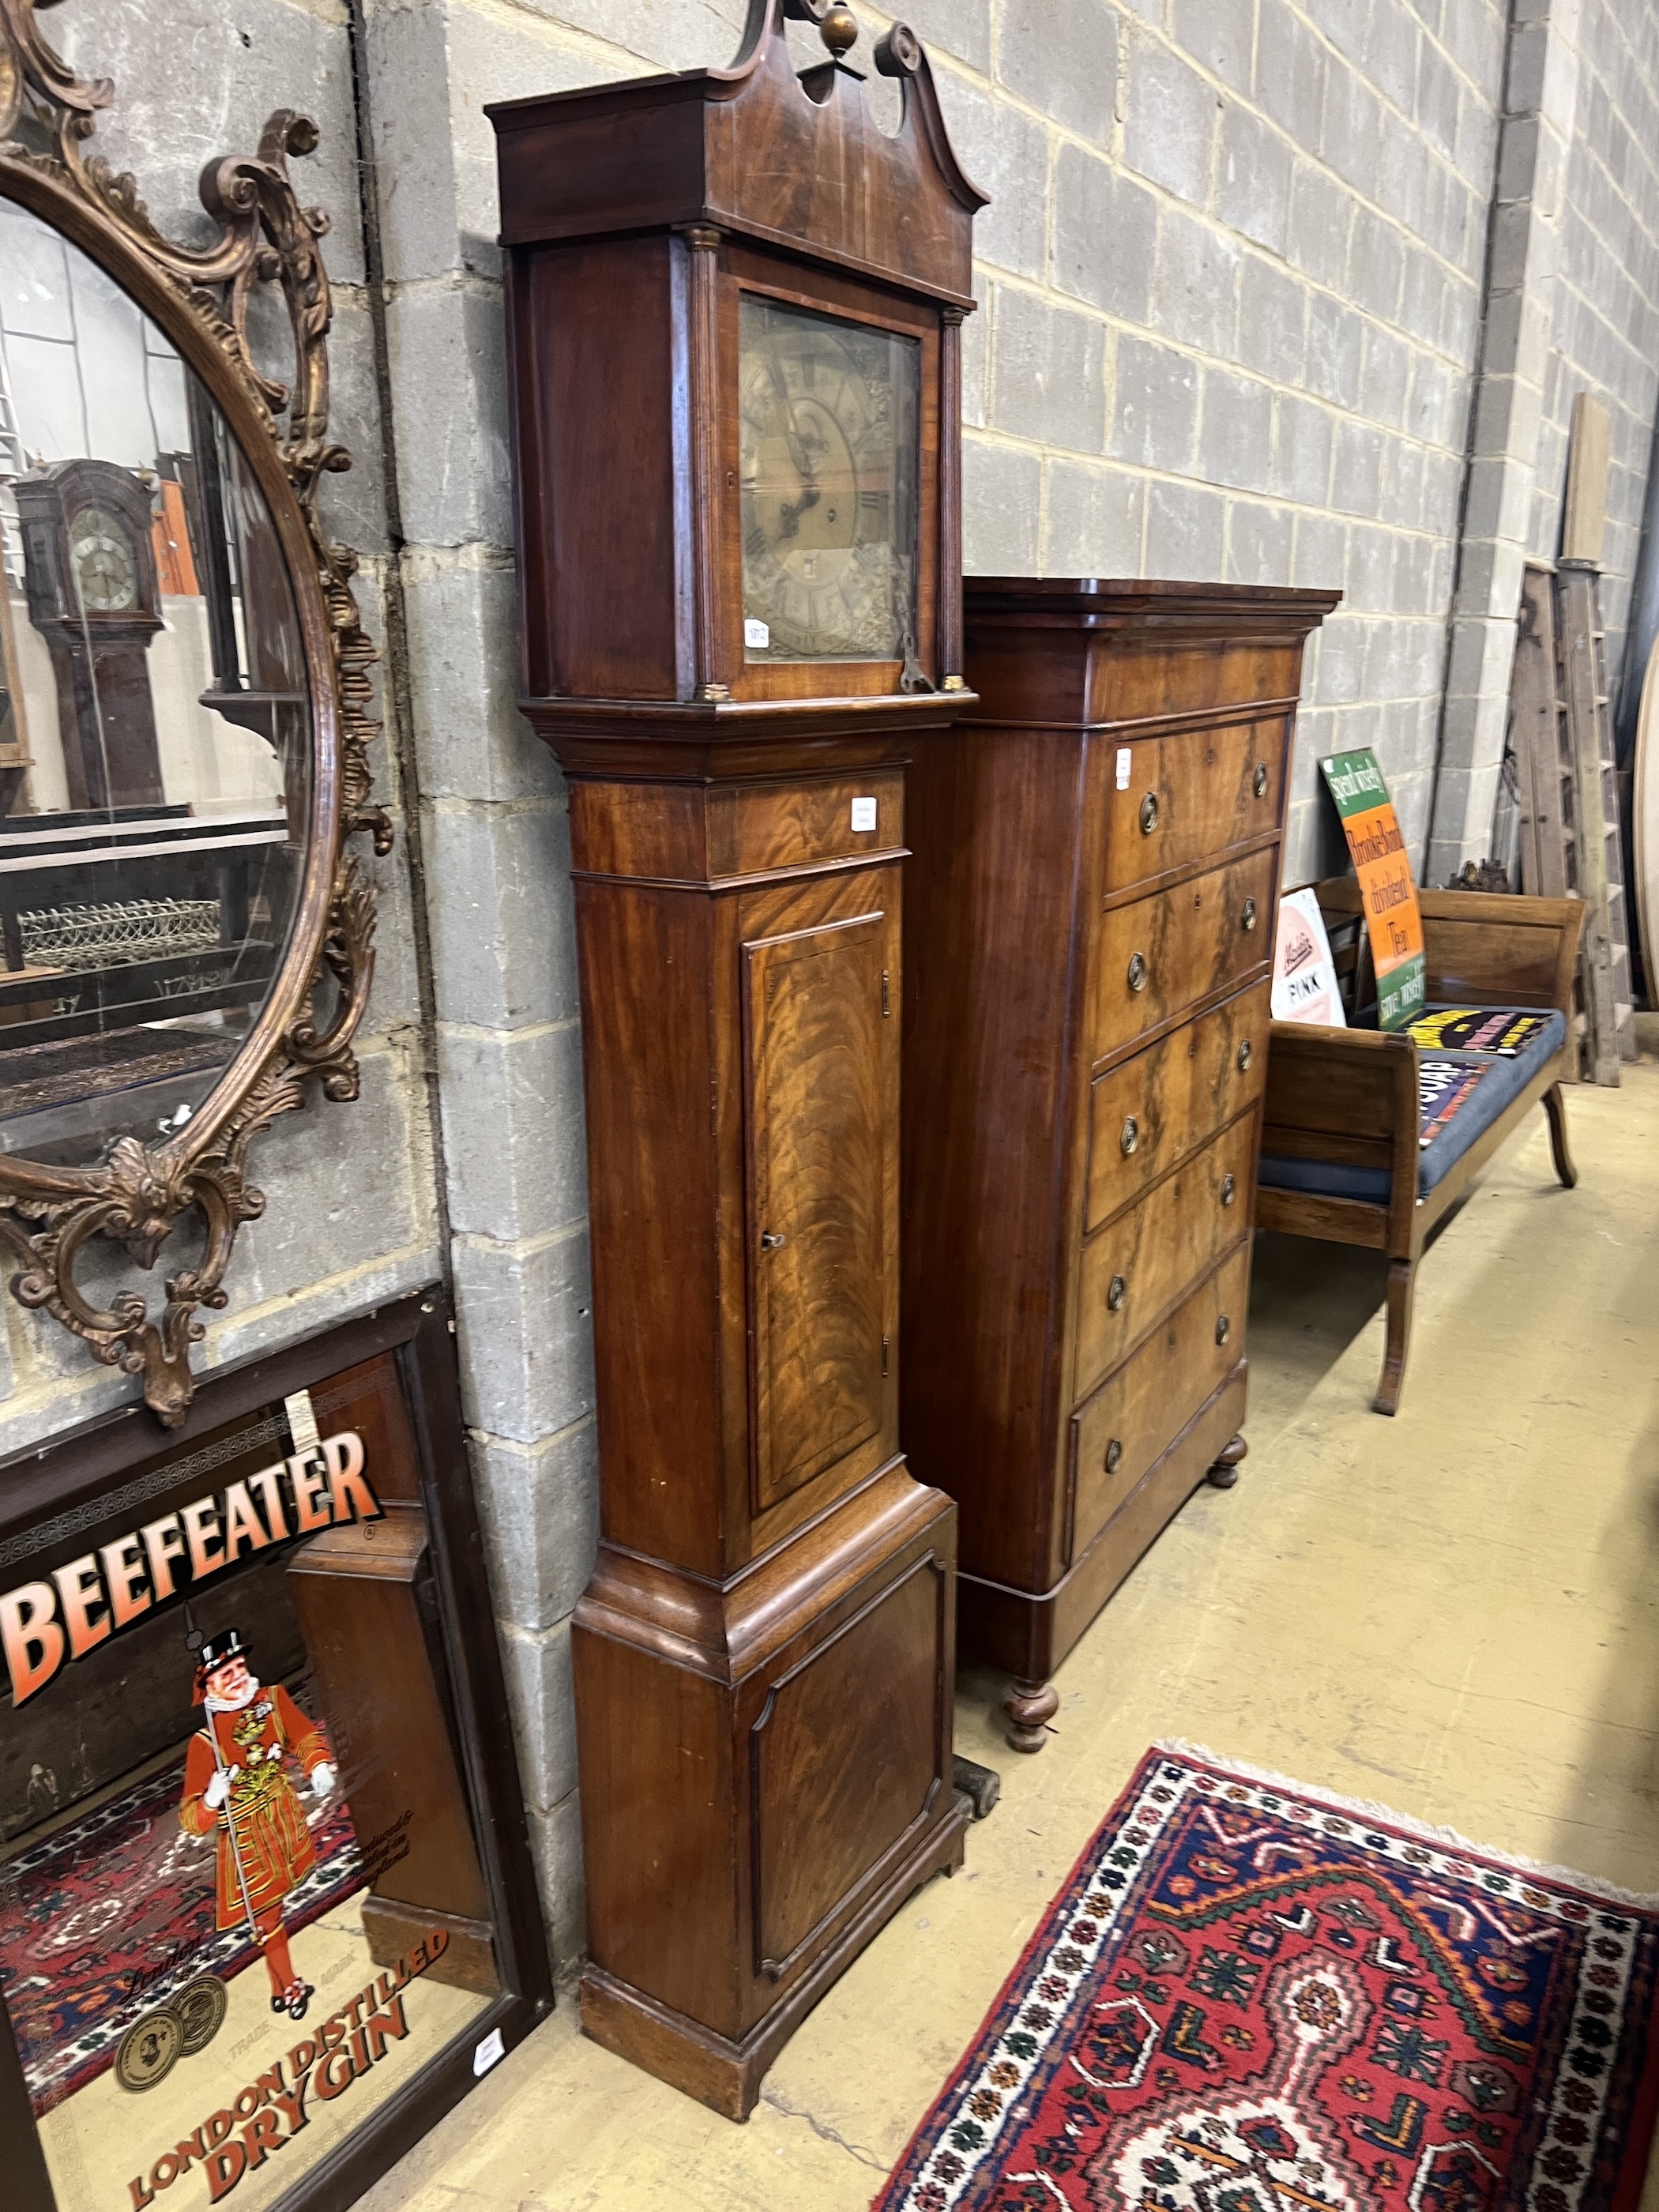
(1544, 1081), (1578, 1188)
(1375, 1257), (1415, 1416)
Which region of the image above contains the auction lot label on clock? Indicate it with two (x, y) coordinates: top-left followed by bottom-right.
(1320, 747), (1426, 1030)
(0, 1324), (520, 2212)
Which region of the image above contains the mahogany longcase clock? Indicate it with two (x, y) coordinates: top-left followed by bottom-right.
(491, 0), (986, 2120)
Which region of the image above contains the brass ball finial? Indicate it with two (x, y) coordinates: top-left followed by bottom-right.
(821, 5), (860, 60)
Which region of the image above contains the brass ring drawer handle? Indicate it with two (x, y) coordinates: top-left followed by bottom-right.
(1105, 1438), (1123, 1473)
(1108, 1274), (1127, 1311)
(1221, 1174), (1236, 1207)
(1121, 1115), (1139, 1157)
(1238, 1038), (1253, 1072)
(1127, 952), (1149, 993)
(1254, 762), (1269, 799)
(1139, 792), (1160, 836)
(760, 1231), (788, 1251)
(1242, 897), (1258, 932)
(1216, 1315), (1232, 1346)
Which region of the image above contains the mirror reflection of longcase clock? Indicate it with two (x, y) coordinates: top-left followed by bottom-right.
(491, 0), (987, 2122)
(14, 456), (165, 811)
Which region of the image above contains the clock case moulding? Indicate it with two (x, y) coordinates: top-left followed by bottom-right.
(490, 0), (988, 2121)
(0, 0), (392, 1429)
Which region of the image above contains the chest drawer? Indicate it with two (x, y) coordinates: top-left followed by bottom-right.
(1074, 1111), (1255, 1400)
(1091, 848), (1276, 1063)
(1069, 1245), (1251, 1562)
(1097, 719), (1285, 895)
(1085, 981), (1270, 1232)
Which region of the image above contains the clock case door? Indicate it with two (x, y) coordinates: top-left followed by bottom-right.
(504, 235), (948, 707)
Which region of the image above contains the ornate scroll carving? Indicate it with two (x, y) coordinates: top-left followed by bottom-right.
(0, 0), (389, 1425)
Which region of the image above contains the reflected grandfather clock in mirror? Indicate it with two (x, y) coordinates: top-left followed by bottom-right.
(14, 457), (165, 809)
(491, 0), (985, 2118)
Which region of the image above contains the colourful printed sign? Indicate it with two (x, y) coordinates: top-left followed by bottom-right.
(1271, 887), (1346, 1026)
(1319, 748), (1425, 1029)
(1408, 1007), (1553, 1059)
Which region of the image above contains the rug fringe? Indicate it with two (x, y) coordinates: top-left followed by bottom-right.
(1153, 1737), (1659, 1909)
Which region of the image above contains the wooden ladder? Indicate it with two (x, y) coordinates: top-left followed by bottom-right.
(1556, 559), (1635, 1080)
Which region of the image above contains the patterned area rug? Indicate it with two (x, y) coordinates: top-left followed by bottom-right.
(0, 1696), (360, 2115)
(876, 1747), (1659, 2212)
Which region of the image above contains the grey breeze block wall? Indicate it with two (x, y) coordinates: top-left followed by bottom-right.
(11, 0), (1659, 1981)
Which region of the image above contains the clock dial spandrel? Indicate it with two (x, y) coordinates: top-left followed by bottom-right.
(739, 295), (921, 668)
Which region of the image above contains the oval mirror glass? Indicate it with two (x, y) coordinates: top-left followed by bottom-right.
(0, 195), (313, 1164)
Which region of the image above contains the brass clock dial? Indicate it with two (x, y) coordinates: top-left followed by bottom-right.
(739, 295), (920, 665)
(68, 506), (139, 614)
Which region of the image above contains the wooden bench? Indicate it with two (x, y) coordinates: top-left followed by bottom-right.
(1255, 879), (1586, 1413)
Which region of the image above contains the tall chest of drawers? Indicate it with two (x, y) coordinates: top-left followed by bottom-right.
(901, 580), (1337, 1749)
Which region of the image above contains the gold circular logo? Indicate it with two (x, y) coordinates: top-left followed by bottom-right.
(174, 1976), (229, 2058)
(115, 2006), (184, 2093)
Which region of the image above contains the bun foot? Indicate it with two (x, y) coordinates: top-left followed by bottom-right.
(1207, 1434), (1247, 1489)
(1004, 1677), (1059, 1754)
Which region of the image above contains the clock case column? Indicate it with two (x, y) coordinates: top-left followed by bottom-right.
(491, 3), (987, 2119)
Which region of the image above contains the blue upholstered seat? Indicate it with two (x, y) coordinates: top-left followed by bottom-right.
(1258, 1006), (1567, 1206)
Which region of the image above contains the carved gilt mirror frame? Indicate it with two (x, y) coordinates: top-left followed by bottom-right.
(0, 0), (389, 1426)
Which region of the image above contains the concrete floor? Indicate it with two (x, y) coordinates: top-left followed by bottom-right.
(360, 1059), (1659, 2211)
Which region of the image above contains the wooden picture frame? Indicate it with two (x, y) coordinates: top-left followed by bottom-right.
(0, 0), (393, 1429)
(0, 1287), (553, 2212)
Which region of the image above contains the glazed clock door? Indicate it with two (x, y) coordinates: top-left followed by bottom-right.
(743, 907), (893, 1515)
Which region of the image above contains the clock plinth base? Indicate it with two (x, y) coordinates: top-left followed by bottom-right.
(578, 1803), (968, 2122)
(572, 1462), (965, 2120)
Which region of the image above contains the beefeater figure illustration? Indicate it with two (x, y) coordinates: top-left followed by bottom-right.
(178, 1628), (336, 2021)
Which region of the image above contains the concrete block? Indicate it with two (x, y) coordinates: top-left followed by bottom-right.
(999, 0), (1119, 144)
(452, 1222), (596, 1446)
(1171, 0), (1254, 92)
(1224, 500), (1295, 585)
(963, 275), (990, 431)
(472, 1419), (601, 1635)
(883, 0), (993, 70)
(1198, 369), (1274, 493)
(1407, 349), (1455, 446)
(1322, 62), (1385, 199)
(1288, 167), (1354, 292)
(1153, 204), (1241, 356)
(1125, 38), (1217, 208)
(1216, 104), (1294, 259)
(1347, 523), (1398, 612)
(1333, 421), (1388, 517)
(964, 439), (1042, 574)
(1144, 480), (1227, 581)
(1270, 393), (1335, 507)
(1312, 614), (1367, 703)
(404, 551), (565, 805)
(525, 1789), (585, 1978)
(1236, 257), (1308, 385)
(990, 288), (1108, 455)
(1044, 460), (1146, 575)
(1351, 207), (1406, 323)
(1110, 335), (1200, 472)
(1385, 437), (1427, 533)
(1293, 511), (1348, 590)
(505, 0), (747, 73)
(498, 1617), (577, 1814)
(1401, 250), (1446, 348)
(438, 1020), (589, 1243)
(384, 280), (514, 551)
(939, 77), (1049, 282)
(1416, 47), (1460, 160)
(1360, 325), (1413, 428)
(1375, 108), (1429, 237)
(1255, 0), (1326, 148)
(1303, 0), (1369, 69)
(1307, 292), (1364, 410)
(1506, 20), (1549, 115)
(1367, 0), (1422, 118)
(1054, 149), (1158, 323)
(423, 801), (581, 1032)
(314, 305), (393, 561)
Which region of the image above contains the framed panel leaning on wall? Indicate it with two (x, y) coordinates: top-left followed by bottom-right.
(0, 1289), (553, 2212)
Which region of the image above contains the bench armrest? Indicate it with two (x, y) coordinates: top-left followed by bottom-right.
(1262, 1020), (1421, 1244)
